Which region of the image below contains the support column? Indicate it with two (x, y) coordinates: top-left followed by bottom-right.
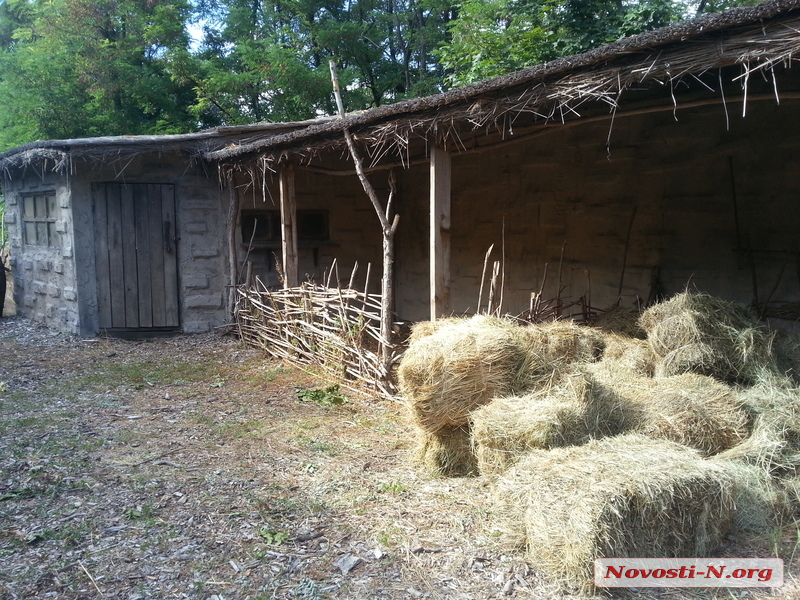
(279, 162), (299, 288)
(430, 145), (451, 321)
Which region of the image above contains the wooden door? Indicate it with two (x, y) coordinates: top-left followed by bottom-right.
(93, 183), (179, 331)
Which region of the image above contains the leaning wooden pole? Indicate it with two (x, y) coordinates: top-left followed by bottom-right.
(329, 60), (399, 365)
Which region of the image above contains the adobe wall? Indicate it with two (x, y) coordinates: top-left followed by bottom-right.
(3, 172), (80, 332)
(389, 97), (800, 322)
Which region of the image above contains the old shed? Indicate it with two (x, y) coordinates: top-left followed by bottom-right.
(3, 0), (800, 340)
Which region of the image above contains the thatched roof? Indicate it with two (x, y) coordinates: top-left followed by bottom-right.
(0, 118), (333, 175)
(3, 0), (800, 176)
(206, 0), (800, 166)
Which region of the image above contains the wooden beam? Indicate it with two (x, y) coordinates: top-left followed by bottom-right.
(279, 162), (299, 288)
(430, 145), (451, 320)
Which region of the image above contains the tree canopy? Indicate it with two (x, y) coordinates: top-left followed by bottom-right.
(0, 0), (763, 150)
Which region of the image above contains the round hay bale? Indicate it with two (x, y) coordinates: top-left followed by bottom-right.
(398, 316), (527, 432)
(593, 305), (646, 338)
(639, 292), (777, 385)
(471, 372), (638, 476)
(493, 435), (735, 591)
(414, 424), (476, 477)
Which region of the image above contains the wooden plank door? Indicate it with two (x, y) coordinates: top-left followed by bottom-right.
(92, 183), (179, 331)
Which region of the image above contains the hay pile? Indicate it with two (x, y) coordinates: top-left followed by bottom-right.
(398, 292), (800, 590)
(494, 435), (735, 591)
(398, 316), (607, 475)
(639, 292), (777, 384)
(471, 372), (636, 475)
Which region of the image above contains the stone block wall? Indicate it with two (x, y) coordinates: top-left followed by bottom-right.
(3, 172), (80, 332)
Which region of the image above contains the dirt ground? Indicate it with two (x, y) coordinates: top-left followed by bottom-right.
(0, 316), (798, 600)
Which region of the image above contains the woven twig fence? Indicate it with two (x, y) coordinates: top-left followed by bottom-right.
(235, 279), (402, 400)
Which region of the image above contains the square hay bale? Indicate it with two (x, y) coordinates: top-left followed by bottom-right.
(713, 460), (791, 533)
(639, 292), (777, 385)
(716, 381), (800, 473)
(494, 435), (735, 591)
(599, 334), (656, 377)
(399, 316), (606, 434)
(471, 372), (637, 476)
(414, 424), (476, 477)
(592, 305), (646, 339)
(588, 364), (751, 456)
(399, 316), (527, 432)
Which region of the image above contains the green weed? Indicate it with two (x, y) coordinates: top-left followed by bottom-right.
(296, 384), (347, 407)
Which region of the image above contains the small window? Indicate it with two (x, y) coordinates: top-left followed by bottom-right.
(298, 211), (329, 242)
(241, 209), (330, 245)
(22, 191), (59, 247)
(241, 210), (281, 244)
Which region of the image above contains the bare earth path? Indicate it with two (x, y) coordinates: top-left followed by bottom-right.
(0, 317), (797, 600)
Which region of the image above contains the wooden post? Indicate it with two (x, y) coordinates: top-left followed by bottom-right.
(430, 144), (451, 321)
(226, 173), (240, 321)
(279, 162), (299, 288)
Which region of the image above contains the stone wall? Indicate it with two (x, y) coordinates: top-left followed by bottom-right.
(3, 172), (80, 332)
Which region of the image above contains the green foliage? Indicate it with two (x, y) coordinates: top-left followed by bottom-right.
(439, 0), (760, 87)
(296, 384), (348, 406)
(0, 0), (767, 147)
(257, 527), (289, 545)
(0, 0), (198, 149)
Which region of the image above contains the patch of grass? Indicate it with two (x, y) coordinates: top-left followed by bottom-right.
(296, 436), (340, 456)
(78, 360), (224, 390)
(213, 419), (265, 439)
(257, 527), (289, 545)
(124, 504), (156, 522)
(296, 384), (348, 407)
(376, 480), (408, 494)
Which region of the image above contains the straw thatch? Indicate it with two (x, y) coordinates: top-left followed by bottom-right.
(398, 316), (606, 433)
(639, 292), (777, 385)
(471, 372), (636, 475)
(414, 425), (476, 477)
(494, 435), (735, 591)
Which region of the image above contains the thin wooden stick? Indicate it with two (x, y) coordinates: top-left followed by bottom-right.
(477, 244), (494, 314)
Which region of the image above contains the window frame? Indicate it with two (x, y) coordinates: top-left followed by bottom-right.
(21, 191), (60, 248)
(240, 209), (330, 247)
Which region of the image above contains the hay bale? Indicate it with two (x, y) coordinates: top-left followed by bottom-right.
(593, 305), (646, 338)
(636, 374), (751, 456)
(399, 316), (606, 434)
(716, 380), (800, 473)
(398, 316), (527, 432)
(639, 292), (777, 385)
(494, 435), (735, 591)
(414, 425), (476, 476)
(600, 334), (656, 377)
(587, 364), (750, 456)
(471, 372), (636, 475)
(407, 318), (462, 344)
(713, 460), (790, 533)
